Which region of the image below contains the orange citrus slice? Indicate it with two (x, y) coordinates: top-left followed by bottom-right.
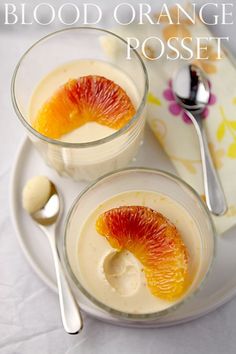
(32, 76), (136, 139)
(96, 206), (189, 301)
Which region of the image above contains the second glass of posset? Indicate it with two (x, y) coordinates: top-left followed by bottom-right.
(12, 28), (148, 181)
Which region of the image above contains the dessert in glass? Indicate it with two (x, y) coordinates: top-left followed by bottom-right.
(64, 168), (215, 319)
(12, 28), (148, 181)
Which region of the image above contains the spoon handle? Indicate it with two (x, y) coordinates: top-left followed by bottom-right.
(47, 231), (83, 334)
(189, 111), (227, 216)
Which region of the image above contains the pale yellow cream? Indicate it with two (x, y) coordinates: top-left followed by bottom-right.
(28, 60), (144, 180)
(22, 176), (51, 214)
(75, 191), (202, 314)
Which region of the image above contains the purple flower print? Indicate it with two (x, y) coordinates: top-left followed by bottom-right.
(163, 80), (217, 124)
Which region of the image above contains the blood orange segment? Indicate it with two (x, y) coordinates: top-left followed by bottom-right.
(32, 76), (136, 139)
(96, 206), (189, 301)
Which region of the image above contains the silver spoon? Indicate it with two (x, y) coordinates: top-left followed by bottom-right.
(23, 179), (83, 334)
(173, 64), (227, 216)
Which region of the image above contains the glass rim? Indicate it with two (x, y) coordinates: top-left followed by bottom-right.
(63, 167), (217, 321)
(11, 27), (149, 148)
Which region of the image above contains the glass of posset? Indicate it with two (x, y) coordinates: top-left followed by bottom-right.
(64, 168), (215, 320)
(12, 28), (148, 181)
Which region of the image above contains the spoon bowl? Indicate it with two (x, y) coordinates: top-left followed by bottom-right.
(32, 183), (60, 226)
(173, 64), (210, 111)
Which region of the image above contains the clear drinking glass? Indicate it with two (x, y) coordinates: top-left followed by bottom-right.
(12, 28), (148, 181)
(63, 168), (216, 322)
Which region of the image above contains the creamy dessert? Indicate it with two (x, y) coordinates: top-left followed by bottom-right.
(74, 191), (202, 314)
(28, 60), (145, 180)
(22, 176), (51, 214)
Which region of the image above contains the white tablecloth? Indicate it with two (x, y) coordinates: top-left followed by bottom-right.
(1, 1), (236, 353)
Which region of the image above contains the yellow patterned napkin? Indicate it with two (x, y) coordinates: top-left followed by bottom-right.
(106, 13), (236, 234)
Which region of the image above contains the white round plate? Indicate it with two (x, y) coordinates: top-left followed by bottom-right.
(10, 128), (236, 327)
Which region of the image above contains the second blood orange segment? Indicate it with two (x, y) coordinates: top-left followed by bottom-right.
(96, 206), (189, 301)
